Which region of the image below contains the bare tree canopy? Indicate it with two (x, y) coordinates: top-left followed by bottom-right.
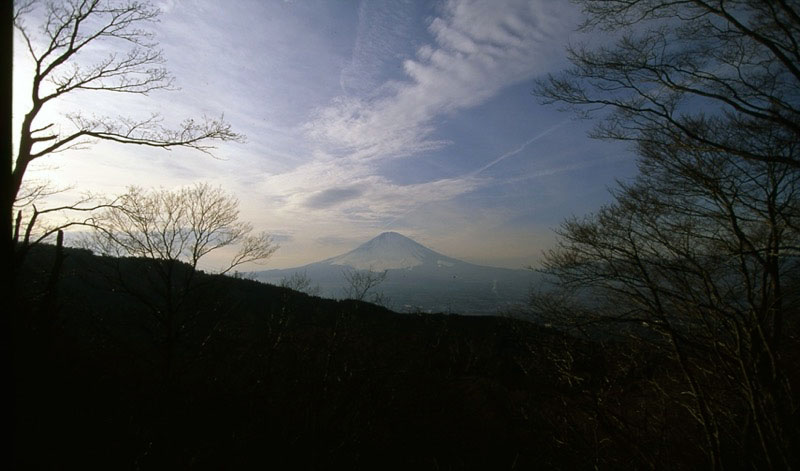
(534, 1), (800, 468)
(342, 267), (388, 304)
(280, 271), (321, 297)
(89, 183), (277, 274)
(11, 0), (244, 209)
(535, 0), (800, 168)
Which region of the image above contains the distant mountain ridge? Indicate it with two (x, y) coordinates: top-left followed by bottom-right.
(251, 232), (538, 314)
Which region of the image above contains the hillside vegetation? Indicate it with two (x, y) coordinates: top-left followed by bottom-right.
(12, 244), (798, 469)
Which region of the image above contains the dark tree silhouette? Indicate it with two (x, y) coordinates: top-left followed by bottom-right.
(535, 0), (800, 169)
(536, 143), (799, 469)
(2, 2), (13, 466)
(534, 1), (800, 468)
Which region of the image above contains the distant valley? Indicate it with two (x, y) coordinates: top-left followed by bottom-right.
(250, 232), (539, 314)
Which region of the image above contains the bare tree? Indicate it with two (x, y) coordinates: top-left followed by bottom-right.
(535, 140), (799, 469)
(12, 183), (115, 266)
(2, 5), (13, 454)
(87, 183), (277, 379)
(535, 0), (800, 169)
(2, 0), (11, 239)
(342, 267), (388, 305)
(90, 183), (276, 273)
(533, 2), (800, 468)
(280, 271), (321, 297)
(9, 0), (243, 274)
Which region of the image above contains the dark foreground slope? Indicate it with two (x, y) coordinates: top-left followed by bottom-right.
(12, 245), (797, 469)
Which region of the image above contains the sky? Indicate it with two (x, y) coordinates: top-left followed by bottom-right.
(13, 0), (637, 270)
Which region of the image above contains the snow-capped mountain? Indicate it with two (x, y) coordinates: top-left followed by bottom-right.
(250, 232), (538, 314)
(325, 231), (460, 271)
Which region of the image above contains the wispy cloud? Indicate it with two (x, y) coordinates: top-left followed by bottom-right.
(268, 0), (577, 243)
(376, 117), (570, 230)
(305, 186), (364, 209)
(340, 0), (418, 97)
(304, 0), (573, 161)
(261, 157), (482, 227)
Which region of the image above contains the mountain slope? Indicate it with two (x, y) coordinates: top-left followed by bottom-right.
(251, 232), (538, 314)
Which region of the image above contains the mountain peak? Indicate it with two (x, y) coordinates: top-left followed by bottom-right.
(326, 232), (449, 270)
(362, 231), (421, 245)
(374, 231), (408, 240)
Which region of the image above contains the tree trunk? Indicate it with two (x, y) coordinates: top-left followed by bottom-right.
(3, 3), (15, 468)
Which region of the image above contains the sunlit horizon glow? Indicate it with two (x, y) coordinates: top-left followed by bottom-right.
(12, 0), (636, 271)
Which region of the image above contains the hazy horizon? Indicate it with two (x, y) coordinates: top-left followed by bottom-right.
(12, 0), (637, 270)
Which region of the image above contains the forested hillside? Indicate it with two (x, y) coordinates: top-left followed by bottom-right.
(12, 244), (799, 469)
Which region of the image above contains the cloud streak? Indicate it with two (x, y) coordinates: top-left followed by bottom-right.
(305, 0), (573, 161)
(339, 0), (418, 97)
(305, 186), (364, 209)
(472, 118), (570, 176)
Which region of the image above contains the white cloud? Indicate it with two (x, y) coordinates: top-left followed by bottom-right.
(305, 0), (573, 161)
(259, 156), (482, 225)
(339, 0), (418, 96)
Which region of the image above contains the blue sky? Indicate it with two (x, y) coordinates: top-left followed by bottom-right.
(13, 0), (636, 270)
